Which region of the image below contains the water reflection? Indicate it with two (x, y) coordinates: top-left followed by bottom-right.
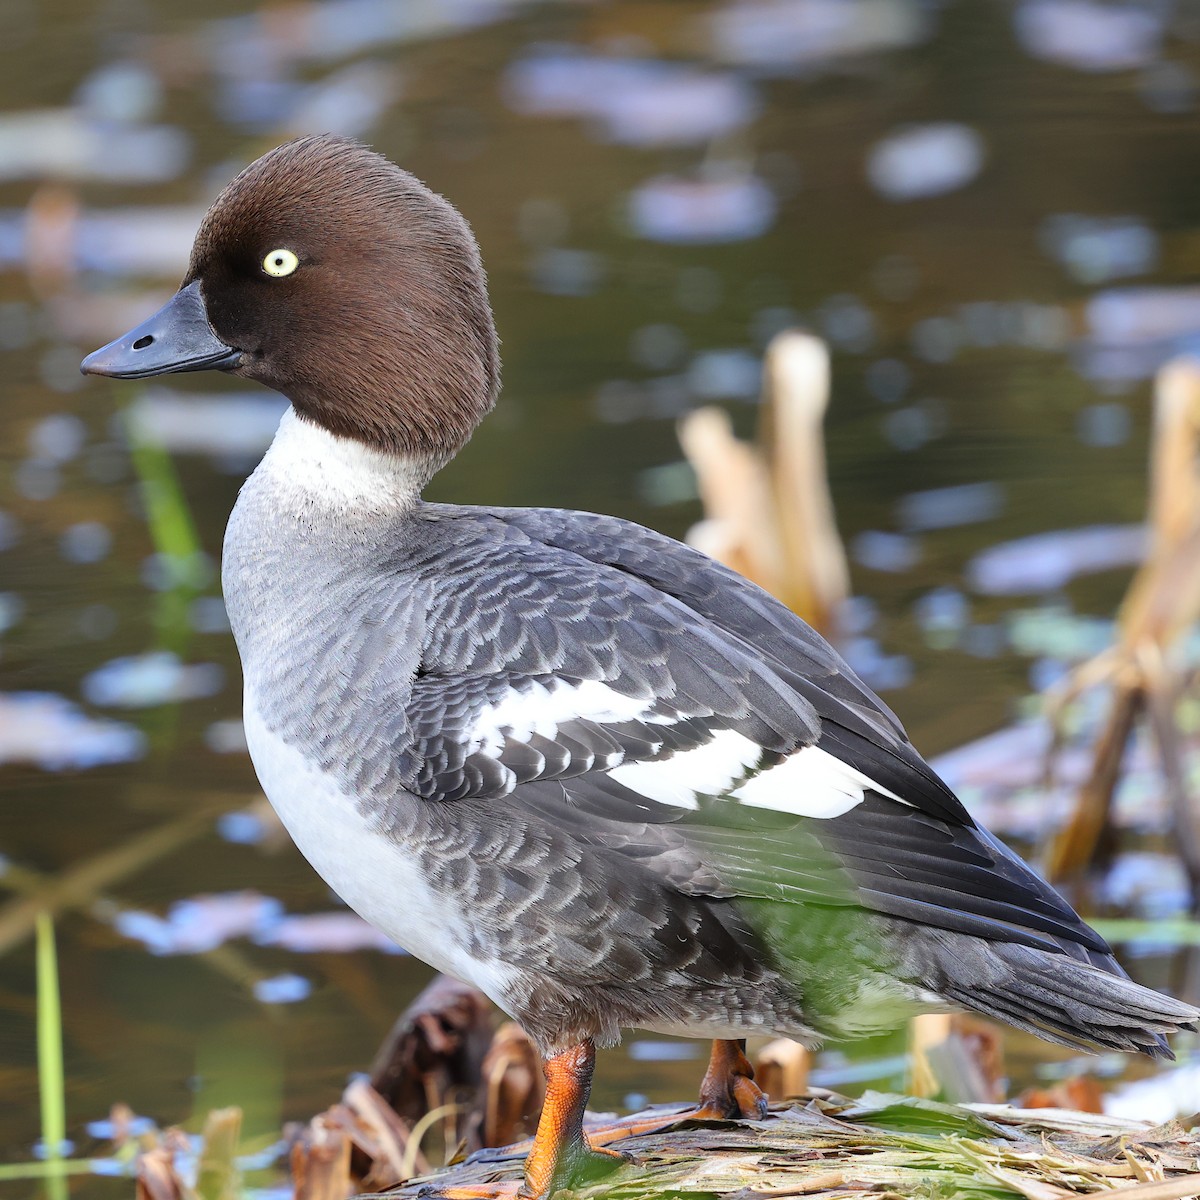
(2, 0), (1200, 1181)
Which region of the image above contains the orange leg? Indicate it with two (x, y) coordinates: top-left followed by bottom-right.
(554, 1039), (770, 1154)
(450, 1040), (769, 1194)
(522, 1041), (623, 1196)
(434, 1041), (623, 1199)
(692, 1038), (769, 1120)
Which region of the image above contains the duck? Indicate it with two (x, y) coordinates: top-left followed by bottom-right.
(82, 135), (1198, 1197)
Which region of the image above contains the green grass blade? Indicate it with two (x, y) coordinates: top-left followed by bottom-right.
(1089, 917), (1200, 946)
(123, 402), (207, 652)
(123, 409), (203, 564)
(0, 1161), (105, 1182)
(36, 911), (68, 1200)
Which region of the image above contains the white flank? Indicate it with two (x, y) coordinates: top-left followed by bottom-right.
(610, 730), (763, 808)
(731, 745), (905, 818)
(256, 408), (432, 513)
(243, 689), (520, 1005)
(471, 678), (657, 755)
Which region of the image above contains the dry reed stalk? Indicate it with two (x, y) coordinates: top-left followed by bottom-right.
(1046, 357), (1200, 895)
(679, 331), (848, 636)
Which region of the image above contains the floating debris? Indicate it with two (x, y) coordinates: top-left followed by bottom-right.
(1041, 214), (1159, 285)
(114, 891), (284, 956)
(0, 692), (145, 769)
(967, 525), (1147, 595)
(1105, 1060), (1200, 1122)
(628, 1040), (700, 1063)
(866, 123), (985, 201)
(256, 912), (403, 954)
(395, 1089), (1200, 1198)
(1077, 401), (1131, 447)
(280, 61), (401, 138)
(209, 0), (530, 67)
(216, 809), (267, 844)
(1087, 287), (1200, 348)
(504, 50), (759, 147)
(205, 719), (247, 756)
(528, 248), (604, 297)
(705, 0), (930, 73)
(126, 390), (288, 458)
(628, 173), (776, 243)
(0, 110), (189, 183)
(252, 974), (312, 1004)
(76, 61), (163, 125)
(817, 294), (876, 353)
(28, 413), (86, 463)
(59, 521), (112, 565)
(851, 530), (920, 573)
(686, 349), (762, 401)
(895, 481), (1005, 533)
(81, 651), (224, 708)
(840, 636), (913, 691)
(1015, 1), (1163, 73)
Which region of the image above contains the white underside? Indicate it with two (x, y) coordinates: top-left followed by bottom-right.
(242, 691), (520, 1006)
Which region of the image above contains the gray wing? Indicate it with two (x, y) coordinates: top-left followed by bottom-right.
(395, 505), (1109, 965)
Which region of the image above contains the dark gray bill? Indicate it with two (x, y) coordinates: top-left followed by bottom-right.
(80, 280), (241, 380)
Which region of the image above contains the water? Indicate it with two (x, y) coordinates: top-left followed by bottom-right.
(2, 0), (1200, 1185)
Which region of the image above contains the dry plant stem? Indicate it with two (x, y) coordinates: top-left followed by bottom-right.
(0, 798), (232, 955)
(369, 975), (493, 1131)
(677, 331), (847, 636)
(196, 1107), (241, 1200)
(753, 1038), (809, 1102)
(291, 1115), (352, 1200)
(761, 332), (849, 631)
(470, 1022), (544, 1151)
(137, 1130), (198, 1200)
(396, 1091), (1200, 1200)
(677, 406), (780, 591)
(1045, 680), (1142, 883)
(1144, 659), (1200, 908)
(1045, 357), (1200, 887)
(343, 1078), (424, 1188)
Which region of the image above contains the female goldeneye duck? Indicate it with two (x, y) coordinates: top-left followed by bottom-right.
(82, 136), (1198, 1198)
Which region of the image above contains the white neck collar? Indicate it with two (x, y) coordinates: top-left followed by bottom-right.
(257, 409), (431, 514)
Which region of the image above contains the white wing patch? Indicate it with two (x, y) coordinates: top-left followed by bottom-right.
(471, 678), (909, 820)
(609, 730), (763, 808)
(732, 745), (905, 817)
(471, 678), (659, 755)
(611, 740), (907, 819)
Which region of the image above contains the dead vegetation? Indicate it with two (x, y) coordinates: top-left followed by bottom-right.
(1045, 357), (1200, 903)
(112, 979), (1196, 1200)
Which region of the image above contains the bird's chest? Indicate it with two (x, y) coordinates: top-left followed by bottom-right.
(241, 692), (519, 1004)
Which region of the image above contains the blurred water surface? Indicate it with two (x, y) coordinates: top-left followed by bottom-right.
(2, 0), (1200, 1186)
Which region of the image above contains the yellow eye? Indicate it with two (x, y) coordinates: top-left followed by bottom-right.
(262, 248), (299, 277)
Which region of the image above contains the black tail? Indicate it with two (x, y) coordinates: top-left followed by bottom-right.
(910, 931), (1199, 1059)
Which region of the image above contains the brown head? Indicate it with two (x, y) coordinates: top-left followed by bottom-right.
(82, 135), (500, 474)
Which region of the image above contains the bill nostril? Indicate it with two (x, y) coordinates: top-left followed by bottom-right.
(132, 335), (154, 350)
